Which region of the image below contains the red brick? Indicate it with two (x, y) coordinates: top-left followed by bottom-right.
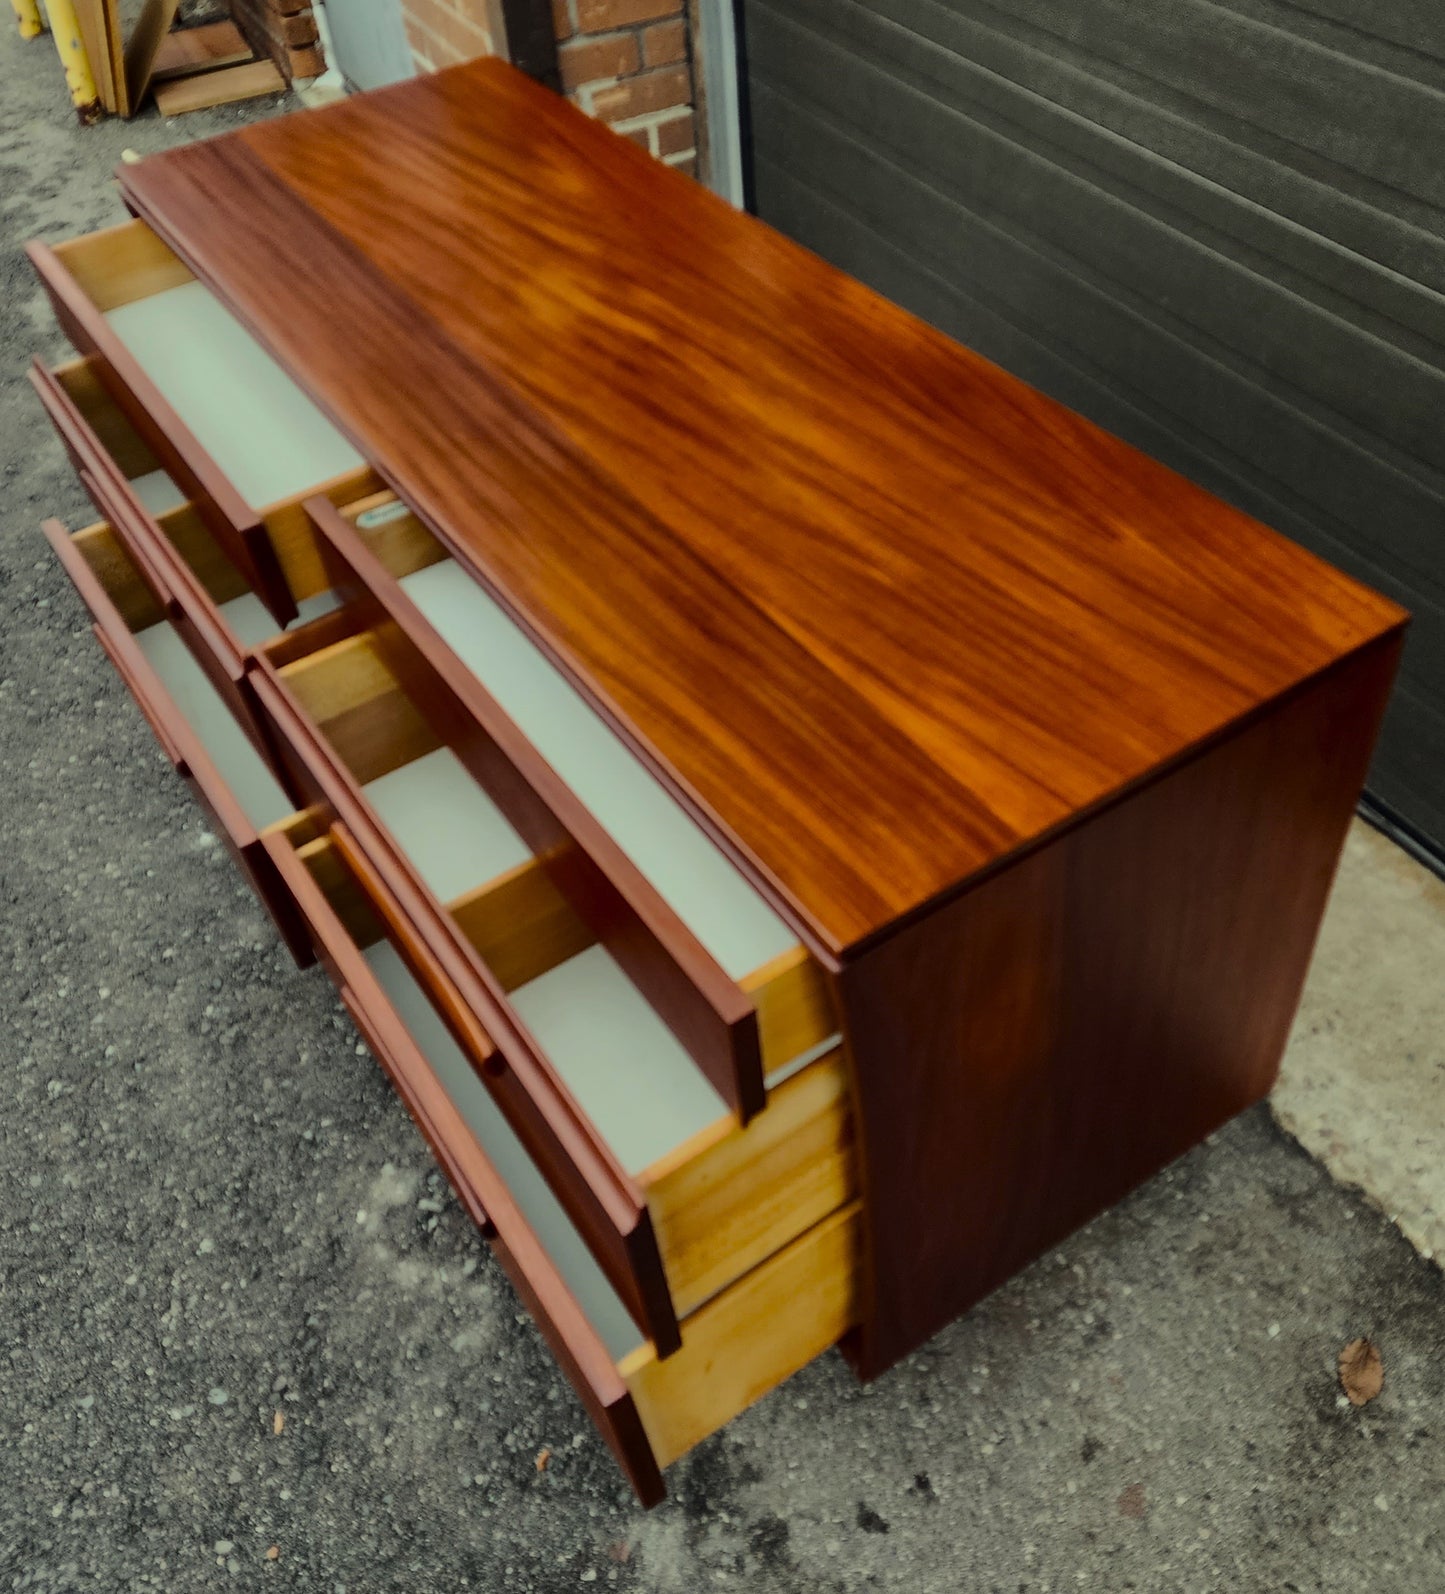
(403, 13), (435, 60)
(641, 17), (684, 66)
(552, 0), (573, 38)
(558, 29), (639, 89)
(403, 4), (453, 64)
(576, 0), (678, 33)
(416, 0), (492, 61)
(449, 0), (499, 34)
(667, 154), (697, 178)
(654, 111), (694, 155)
(589, 63), (689, 122)
(403, 0), (453, 35)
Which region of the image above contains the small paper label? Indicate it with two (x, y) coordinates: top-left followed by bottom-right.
(355, 500), (411, 530)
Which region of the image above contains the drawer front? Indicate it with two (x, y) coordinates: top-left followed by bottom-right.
(642, 1050), (856, 1318)
(309, 494), (841, 1121)
(32, 362), (182, 605)
(43, 515), (312, 967)
(28, 228), (297, 625)
(264, 824), (861, 1503)
(624, 1200), (861, 1470)
(261, 824), (668, 1505)
(31, 356), (387, 786)
(251, 653), (684, 1354)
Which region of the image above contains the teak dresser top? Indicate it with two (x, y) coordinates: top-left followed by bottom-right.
(118, 58), (1404, 962)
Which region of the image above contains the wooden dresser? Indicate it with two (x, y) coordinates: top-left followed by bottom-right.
(26, 58), (1406, 1504)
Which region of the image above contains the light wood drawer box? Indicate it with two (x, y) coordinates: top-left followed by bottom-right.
(248, 596), (847, 1351)
(32, 354), (380, 769)
(28, 218), (376, 627)
(266, 818), (860, 1503)
(42, 500), (857, 1501)
(43, 510), (313, 963)
(306, 491), (838, 1126)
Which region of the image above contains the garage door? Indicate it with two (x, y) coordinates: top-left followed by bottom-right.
(738, 0), (1445, 861)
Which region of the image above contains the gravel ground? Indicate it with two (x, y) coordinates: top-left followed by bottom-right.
(4, 26), (1445, 1594)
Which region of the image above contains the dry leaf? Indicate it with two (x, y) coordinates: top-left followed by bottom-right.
(1116, 1483), (1147, 1520)
(273, 1410), (285, 1435)
(265, 1546), (280, 1561)
(535, 1446), (552, 1473)
(608, 1542), (632, 1564)
(1339, 1337), (1384, 1406)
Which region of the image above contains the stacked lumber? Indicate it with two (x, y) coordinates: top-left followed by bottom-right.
(64, 0), (287, 117)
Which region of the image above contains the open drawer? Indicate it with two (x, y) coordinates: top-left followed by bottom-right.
(43, 512), (313, 965)
(305, 492), (840, 1124)
(27, 219), (371, 626)
(31, 355), (382, 768)
(266, 821), (861, 1505)
(245, 622), (852, 1350)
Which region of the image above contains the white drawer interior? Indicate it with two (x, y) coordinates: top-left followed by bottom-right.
(132, 620), (293, 830)
(105, 281), (364, 511)
(510, 945), (730, 1173)
(219, 588), (340, 650)
(353, 751), (733, 1170)
(365, 937), (645, 1362)
(362, 747), (531, 902)
(400, 559), (799, 982)
(130, 469), (186, 516)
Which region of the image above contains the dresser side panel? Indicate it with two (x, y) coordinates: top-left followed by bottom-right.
(839, 630), (1403, 1378)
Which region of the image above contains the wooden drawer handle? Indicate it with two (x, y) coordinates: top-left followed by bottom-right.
(330, 819), (502, 1076)
(91, 619), (189, 774)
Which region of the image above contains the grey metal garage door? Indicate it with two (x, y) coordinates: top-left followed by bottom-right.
(737, 0), (1445, 862)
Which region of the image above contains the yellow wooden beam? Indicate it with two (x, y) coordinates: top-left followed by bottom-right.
(12, 0), (44, 40)
(43, 0), (103, 121)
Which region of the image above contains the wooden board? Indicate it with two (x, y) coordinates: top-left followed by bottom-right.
(741, 945), (836, 1072)
(447, 858), (594, 994)
(641, 1047), (855, 1317)
(122, 0), (180, 115)
(47, 219), (192, 313)
(622, 1202), (861, 1468)
(73, 0), (118, 114)
(103, 0), (127, 117)
(151, 19), (252, 80)
(50, 357), (157, 478)
(117, 59), (1407, 960)
(153, 58), (283, 116)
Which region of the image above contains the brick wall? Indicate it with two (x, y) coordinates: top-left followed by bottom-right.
(400, 0), (698, 177)
(554, 0), (697, 175)
(401, 0), (504, 72)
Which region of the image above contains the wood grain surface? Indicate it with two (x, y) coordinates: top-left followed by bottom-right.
(266, 828), (664, 1504)
(118, 58), (1406, 957)
(247, 653), (685, 1357)
(838, 629), (1403, 1376)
